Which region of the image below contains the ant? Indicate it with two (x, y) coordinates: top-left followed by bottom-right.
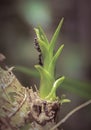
(34, 38), (43, 66)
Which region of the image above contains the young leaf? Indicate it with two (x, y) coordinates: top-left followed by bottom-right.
(48, 44), (64, 75)
(38, 26), (49, 45)
(49, 18), (64, 54)
(45, 76), (65, 100)
(35, 65), (54, 98)
(34, 19), (67, 101)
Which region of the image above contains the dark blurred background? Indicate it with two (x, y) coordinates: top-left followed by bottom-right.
(0, 0), (91, 130)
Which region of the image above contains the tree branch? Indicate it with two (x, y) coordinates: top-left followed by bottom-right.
(50, 99), (91, 130)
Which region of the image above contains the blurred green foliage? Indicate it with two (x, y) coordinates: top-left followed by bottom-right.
(63, 78), (91, 99)
(19, 0), (51, 27)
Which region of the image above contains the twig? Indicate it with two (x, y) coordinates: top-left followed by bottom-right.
(50, 100), (91, 130)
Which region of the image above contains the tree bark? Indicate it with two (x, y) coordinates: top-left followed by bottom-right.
(32, 121), (58, 130)
(0, 67), (59, 130)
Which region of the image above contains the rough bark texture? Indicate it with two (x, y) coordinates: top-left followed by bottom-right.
(0, 67), (59, 130)
(32, 121), (58, 130)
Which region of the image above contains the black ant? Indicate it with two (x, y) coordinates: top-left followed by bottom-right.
(34, 38), (43, 66)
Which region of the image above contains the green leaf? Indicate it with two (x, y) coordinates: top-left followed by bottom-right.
(59, 94), (71, 104)
(48, 44), (64, 75)
(34, 28), (40, 39)
(60, 99), (71, 104)
(38, 25), (49, 44)
(46, 76), (65, 100)
(35, 65), (54, 98)
(49, 18), (64, 54)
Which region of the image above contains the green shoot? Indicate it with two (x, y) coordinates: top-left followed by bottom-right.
(34, 18), (69, 103)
